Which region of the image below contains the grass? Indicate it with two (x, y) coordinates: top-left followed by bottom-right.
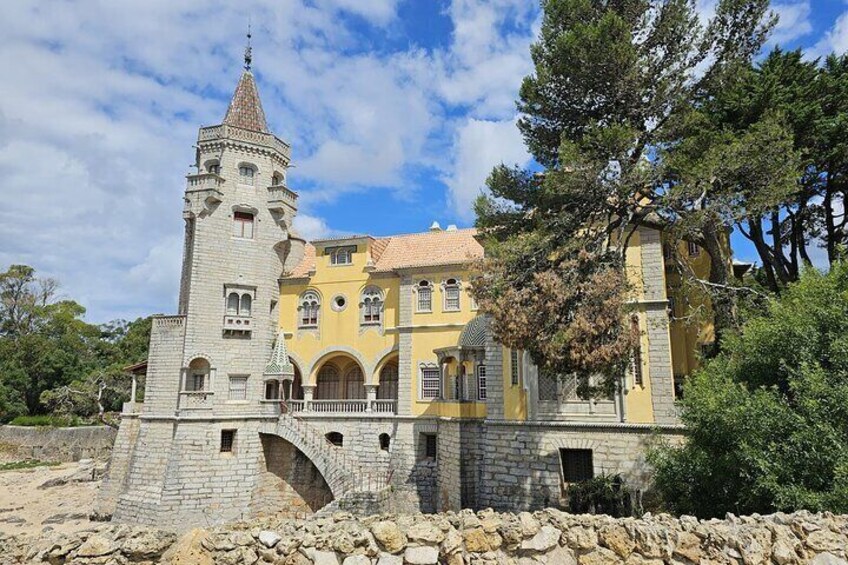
(8, 415), (86, 427)
(0, 459), (61, 472)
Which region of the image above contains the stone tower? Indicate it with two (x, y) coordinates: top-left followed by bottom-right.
(103, 52), (311, 526)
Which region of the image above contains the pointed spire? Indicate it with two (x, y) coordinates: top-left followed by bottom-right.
(223, 26), (269, 133)
(264, 330), (295, 380)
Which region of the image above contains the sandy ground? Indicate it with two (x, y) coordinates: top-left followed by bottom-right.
(0, 462), (102, 538)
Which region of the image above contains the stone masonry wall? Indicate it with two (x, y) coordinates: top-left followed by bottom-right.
(7, 509), (848, 564)
(477, 421), (685, 512)
(0, 425), (116, 464)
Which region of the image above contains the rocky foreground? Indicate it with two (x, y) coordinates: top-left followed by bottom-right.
(2, 508), (848, 565)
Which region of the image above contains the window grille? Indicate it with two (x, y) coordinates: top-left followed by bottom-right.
(443, 279), (460, 311)
(477, 365), (487, 400)
(220, 430), (236, 453)
(417, 283), (432, 312)
(421, 367), (440, 400)
(510, 349), (520, 386)
(228, 376), (247, 400)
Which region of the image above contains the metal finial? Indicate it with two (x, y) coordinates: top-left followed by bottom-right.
(244, 23), (253, 71)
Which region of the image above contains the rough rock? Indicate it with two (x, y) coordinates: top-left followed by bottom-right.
(76, 534), (118, 557)
(259, 530), (282, 548)
(520, 526), (560, 553)
(404, 545), (439, 564)
(370, 521), (407, 554)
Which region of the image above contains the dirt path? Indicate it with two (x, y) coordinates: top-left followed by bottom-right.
(0, 461), (102, 537)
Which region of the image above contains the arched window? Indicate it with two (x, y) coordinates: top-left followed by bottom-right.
(416, 280), (433, 313)
(299, 291), (320, 328)
(325, 432), (343, 447)
(361, 287), (383, 325)
(238, 164), (256, 184)
(344, 366), (365, 399)
(378, 362), (398, 400)
(187, 358), (210, 392)
(379, 433), (390, 452)
(240, 294), (252, 317)
(264, 379), (280, 400)
(226, 292), (240, 316)
(205, 160), (220, 174)
(443, 278), (461, 312)
(271, 172), (284, 186)
(316, 364), (339, 399)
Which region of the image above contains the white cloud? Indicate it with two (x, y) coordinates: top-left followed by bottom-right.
(811, 9), (848, 57)
(443, 118), (531, 221)
(770, 2), (813, 45)
(293, 214), (333, 241)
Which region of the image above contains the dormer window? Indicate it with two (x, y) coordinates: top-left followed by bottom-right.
(443, 278), (461, 312)
(328, 246), (355, 266)
(233, 211), (254, 239)
(238, 164), (256, 185)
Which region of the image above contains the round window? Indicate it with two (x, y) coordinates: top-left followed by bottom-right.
(332, 295), (347, 312)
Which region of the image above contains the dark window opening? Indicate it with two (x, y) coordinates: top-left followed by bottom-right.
(326, 432), (343, 447)
(560, 449), (593, 483)
(379, 433), (391, 452)
(220, 429), (236, 453)
(423, 433), (437, 459)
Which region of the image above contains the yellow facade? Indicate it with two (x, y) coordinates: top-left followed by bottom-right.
(278, 226), (715, 424)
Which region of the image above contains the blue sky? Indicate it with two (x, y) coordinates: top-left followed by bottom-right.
(0, 0), (846, 323)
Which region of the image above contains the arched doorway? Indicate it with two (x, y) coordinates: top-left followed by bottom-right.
(253, 433), (334, 519)
(313, 356), (367, 412)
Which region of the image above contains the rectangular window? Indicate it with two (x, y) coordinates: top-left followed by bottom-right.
(687, 240), (700, 257)
(631, 316), (643, 387)
(477, 365), (487, 400)
(228, 376), (247, 400)
(189, 373), (205, 391)
(233, 211), (254, 239)
(560, 449), (593, 483)
(420, 367), (441, 400)
(444, 285), (460, 311)
(424, 433), (437, 459)
(220, 430), (236, 453)
(510, 349), (520, 386)
(417, 287), (432, 312)
(264, 380), (280, 400)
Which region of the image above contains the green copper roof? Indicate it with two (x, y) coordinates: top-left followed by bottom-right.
(264, 330), (295, 378)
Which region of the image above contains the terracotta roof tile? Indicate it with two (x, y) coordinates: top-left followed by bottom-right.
(282, 228), (483, 279)
(223, 71), (269, 133)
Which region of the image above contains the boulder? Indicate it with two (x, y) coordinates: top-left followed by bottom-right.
(76, 535), (118, 558)
(404, 545), (439, 565)
(259, 531), (282, 549)
(370, 521), (407, 554)
(520, 526), (560, 553)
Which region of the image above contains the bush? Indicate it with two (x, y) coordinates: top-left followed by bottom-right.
(9, 415), (85, 427)
(566, 474), (635, 517)
(649, 264), (848, 517)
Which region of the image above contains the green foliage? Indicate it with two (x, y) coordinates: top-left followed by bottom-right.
(0, 264), (152, 423)
(649, 263), (848, 517)
(9, 414), (84, 427)
(0, 459), (61, 472)
(566, 474), (634, 518)
(474, 0), (775, 377)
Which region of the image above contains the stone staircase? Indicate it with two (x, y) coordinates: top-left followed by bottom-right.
(271, 414), (391, 500)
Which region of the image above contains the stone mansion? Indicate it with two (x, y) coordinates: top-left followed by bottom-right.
(98, 60), (714, 529)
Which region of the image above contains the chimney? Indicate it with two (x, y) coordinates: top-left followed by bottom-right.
(429, 221), (442, 232)
(446, 224), (458, 232)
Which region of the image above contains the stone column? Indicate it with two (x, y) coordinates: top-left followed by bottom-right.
(302, 384), (316, 412)
(483, 318), (505, 420)
(397, 276), (414, 416)
(365, 384), (378, 412)
(130, 374), (138, 404)
(638, 226), (679, 425)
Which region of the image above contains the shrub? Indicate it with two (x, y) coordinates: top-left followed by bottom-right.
(566, 474), (634, 517)
(9, 415), (84, 427)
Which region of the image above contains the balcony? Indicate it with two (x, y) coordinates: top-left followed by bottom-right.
(260, 398), (397, 416)
(223, 315), (252, 336)
(179, 391), (214, 410)
(267, 184), (298, 212)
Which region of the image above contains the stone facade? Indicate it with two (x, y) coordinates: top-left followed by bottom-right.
(104, 63), (695, 529)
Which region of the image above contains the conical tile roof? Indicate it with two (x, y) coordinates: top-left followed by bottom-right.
(223, 71), (269, 133)
(265, 330), (295, 379)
